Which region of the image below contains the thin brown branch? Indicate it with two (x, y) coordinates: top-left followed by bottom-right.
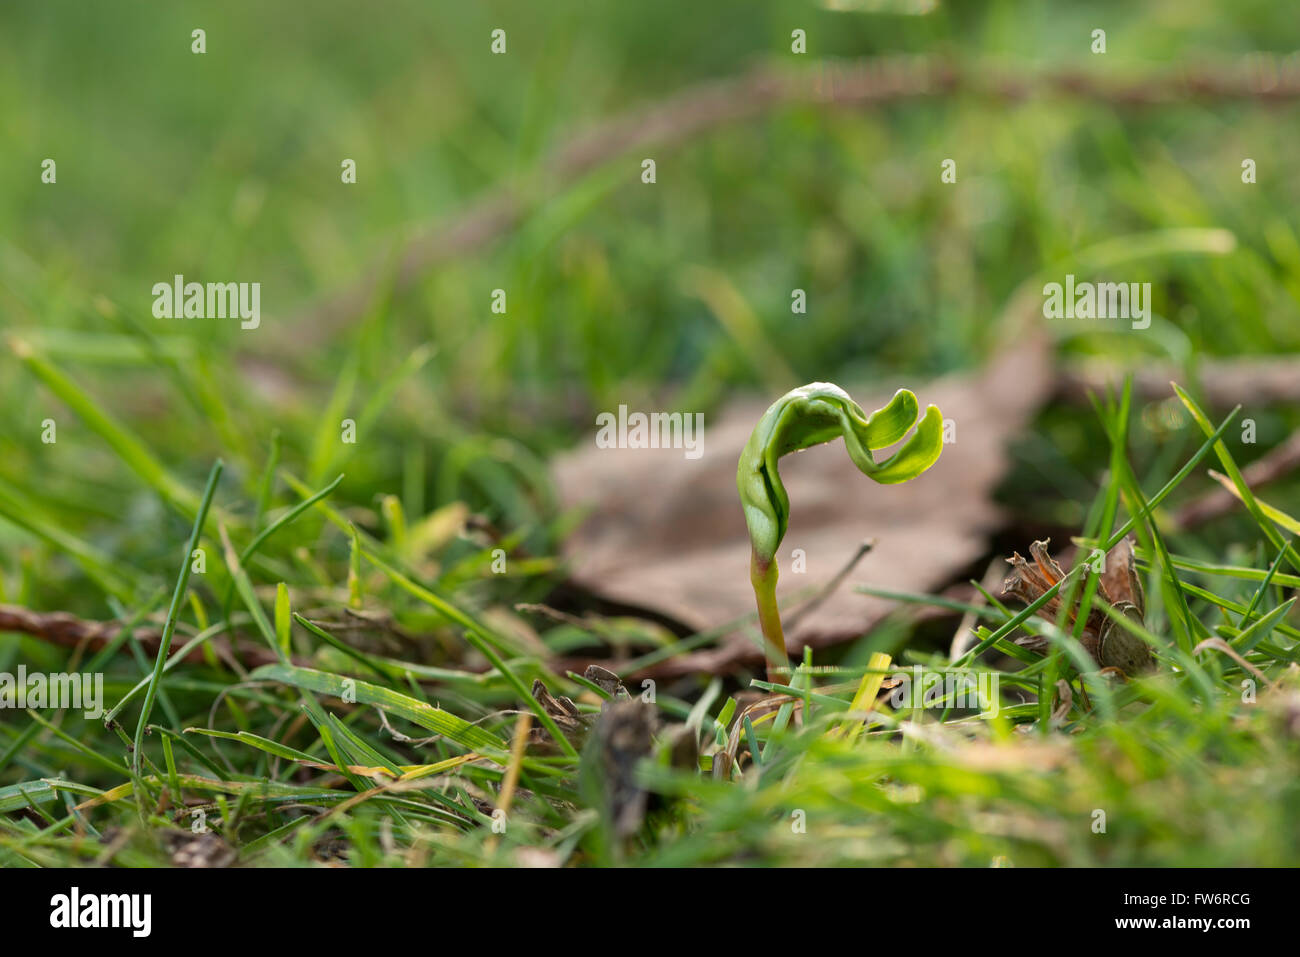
(1057, 357), (1300, 409)
(1173, 430), (1300, 530)
(0, 604), (285, 669)
(784, 539), (875, 631)
(276, 54), (1300, 349)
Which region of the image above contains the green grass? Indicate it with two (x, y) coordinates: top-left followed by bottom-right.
(2, 0), (1300, 867)
(2, 356), (1297, 866)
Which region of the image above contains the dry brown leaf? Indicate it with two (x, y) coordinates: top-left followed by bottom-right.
(553, 329), (1053, 677)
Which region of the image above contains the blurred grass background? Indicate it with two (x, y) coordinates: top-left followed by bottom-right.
(5, 0), (1300, 599)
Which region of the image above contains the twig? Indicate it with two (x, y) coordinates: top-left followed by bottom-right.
(1057, 357), (1300, 409)
(1192, 637), (1275, 689)
(0, 603), (286, 669)
(278, 54), (1300, 349)
(1173, 431), (1300, 530)
(784, 540), (875, 631)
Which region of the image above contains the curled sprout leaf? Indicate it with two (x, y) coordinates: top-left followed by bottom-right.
(737, 383), (945, 566)
(736, 383), (944, 682)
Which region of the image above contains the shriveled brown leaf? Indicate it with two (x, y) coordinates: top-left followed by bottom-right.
(553, 331), (1052, 676)
(583, 664), (630, 698)
(528, 679), (588, 747)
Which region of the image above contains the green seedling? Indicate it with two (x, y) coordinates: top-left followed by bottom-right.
(736, 383), (944, 682)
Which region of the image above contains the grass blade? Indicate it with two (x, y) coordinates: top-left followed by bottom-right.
(247, 663), (509, 759)
(132, 459), (224, 773)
